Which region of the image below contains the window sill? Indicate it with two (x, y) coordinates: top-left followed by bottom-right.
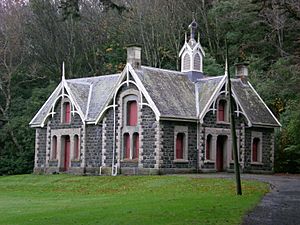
(71, 159), (81, 162)
(251, 162), (263, 165)
(204, 160), (214, 163)
(216, 121), (230, 125)
(173, 159), (189, 163)
(49, 159), (58, 162)
(121, 159), (139, 163)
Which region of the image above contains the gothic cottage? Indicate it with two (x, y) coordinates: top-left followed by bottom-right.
(30, 20), (280, 175)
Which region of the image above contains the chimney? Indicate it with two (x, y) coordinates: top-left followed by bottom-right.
(127, 46), (141, 69)
(235, 62), (249, 83)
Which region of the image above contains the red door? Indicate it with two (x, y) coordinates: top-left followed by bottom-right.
(64, 136), (70, 171)
(216, 137), (223, 172)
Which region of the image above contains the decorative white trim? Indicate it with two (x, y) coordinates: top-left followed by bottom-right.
(199, 75), (227, 121)
(85, 83), (93, 119)
(247, 82), (281, 127)
(29, 82), (62, 126)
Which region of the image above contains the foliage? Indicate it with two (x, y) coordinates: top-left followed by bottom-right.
(0, 175), (268, 224)
(0, 0), (299, 174)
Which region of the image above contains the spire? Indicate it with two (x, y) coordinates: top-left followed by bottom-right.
(188, 19), (198, 40)
(225, 57), (228, 77)
(62, 61), (65, 81)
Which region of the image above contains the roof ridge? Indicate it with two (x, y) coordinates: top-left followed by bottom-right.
(141, 65), (185, 75)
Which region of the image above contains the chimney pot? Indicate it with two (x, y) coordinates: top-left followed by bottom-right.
(127, 46), (141, 69)
(235, 62), (249, 82)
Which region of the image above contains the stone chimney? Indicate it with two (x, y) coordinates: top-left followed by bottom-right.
(127, 46), (141, 69)
(235, 62), (249, 82)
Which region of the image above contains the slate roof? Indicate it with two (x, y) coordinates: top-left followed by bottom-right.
(196, 76), (224, 114)
(136, 66), (197, 119)
(30, 74), (119, 126)
(30, 64), (280, 127)
(231, 80), (280, 126)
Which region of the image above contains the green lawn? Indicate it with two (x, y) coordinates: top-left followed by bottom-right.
(0, 174), (268, 225)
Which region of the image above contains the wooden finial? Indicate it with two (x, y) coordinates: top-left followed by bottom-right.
(62, 61), (65, 81)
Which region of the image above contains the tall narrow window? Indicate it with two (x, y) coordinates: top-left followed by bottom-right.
(252, 138), (260, 162)
(194, 53), (201, 71)
(127, 101), (137, 126)
(124, 133), (130, 159)
(64, 102), (71, 123)
(176, 133), (184, 159)
(206, 134), (212, 160)
(74, 135), (79, 160)
(133, 133), (139, 159)
(218, 100), (226, 121)
(52, 136), (57, 160)
(183, 53), (191, 71)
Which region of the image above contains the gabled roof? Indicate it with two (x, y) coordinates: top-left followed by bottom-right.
(30, 63), (280, 128)
(29, 74), (119, 127)
(196, 76), (224, 116)
(232, 80), (281, 127)
(135, 66), (197, 119)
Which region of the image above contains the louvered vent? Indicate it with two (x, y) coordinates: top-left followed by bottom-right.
(194, 54), (201, 71)
(183, 54), (191, 71)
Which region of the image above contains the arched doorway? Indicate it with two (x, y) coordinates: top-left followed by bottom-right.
(216, 135), (228, 172)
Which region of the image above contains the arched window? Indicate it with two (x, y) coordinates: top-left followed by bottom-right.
(252, 138), (260, 162)
(218, 100), (227, 122)
(74, 135), (80, 160)
(194, 53), (201, 71)
(52, 136), (57, 160)
(63, 102), (71, 123)
(183, 53), (191, 71)
(133, 133), (139, 159)
(176, 133), (185, 159)
(206, 134), (212, 160)
(124, 133), (130, 159)
(127, 101), (137, 126)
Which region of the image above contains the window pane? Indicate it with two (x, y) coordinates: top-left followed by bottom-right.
(65, 102), (71, 123)
(124, 133), (130, 159)
(127, 101), (137, 126)
(206, 135), (211, 160)
(52, 136), (57, 160)
(218, 100), (225, 121)
(133, 133), (139, 159)
(176, 133), (184, 159)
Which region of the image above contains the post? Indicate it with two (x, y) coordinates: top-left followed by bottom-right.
(226, 43), (242, 195)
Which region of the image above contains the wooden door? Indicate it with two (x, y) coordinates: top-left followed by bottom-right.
(64, 136), (70, 171)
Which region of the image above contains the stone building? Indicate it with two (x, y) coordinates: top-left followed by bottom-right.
(30, 20), (280, 175)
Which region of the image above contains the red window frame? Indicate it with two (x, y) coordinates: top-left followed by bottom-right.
(52, 136), (57, 160)
(133, 133), (139, 159)
(64, 102), (71, 123)
(127, 101), (137, 126)
(176, 133), (184, 159)
(218, 100), (226, 121)
(124, 133), (130, 159)
(252, 138), (259, 162)
(206, 135), (211, 160)
(74, 135), (79, 160)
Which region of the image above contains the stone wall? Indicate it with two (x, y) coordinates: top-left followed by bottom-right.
(160, 120), (197, 173)
(85, 124), (102, 169)
(243, 127), (274, 173)
(34, 128), (47, 173)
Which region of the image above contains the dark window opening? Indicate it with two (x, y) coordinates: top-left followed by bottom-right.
(124, 133), (130, 159)
(133, 133), (139, 159)
(252, 138), (260, 162)
(206, 135), (212, 160)
(52, 136), (57, 160)
(74, 135), (79, 160)
(218, 100), (226, 122)
(64, 102), (71, 123)
(176, 133), (184, 159)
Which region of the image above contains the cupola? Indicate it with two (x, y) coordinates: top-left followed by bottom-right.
(179, 19), (205, 82)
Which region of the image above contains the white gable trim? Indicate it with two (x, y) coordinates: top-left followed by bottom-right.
(231, 89), (252, 127)
(84, 83), (93, 120)
(128, 64), (161, 121)
(62, 80), (85, 122)
(94, 64), (161, 124)
(29, 82), (62, 126)
(199, 75), (227, 121)
(247, 82), (281, 127)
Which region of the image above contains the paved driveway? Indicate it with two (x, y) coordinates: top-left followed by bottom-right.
(182, 173), (300, 225)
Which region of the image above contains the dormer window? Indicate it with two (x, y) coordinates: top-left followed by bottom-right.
(63, 102), (71, 123)
(217, 99), (228, 122)
(127, 101), (137, 126)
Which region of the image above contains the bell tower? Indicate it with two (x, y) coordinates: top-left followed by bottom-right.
(179, 19), (205, 82)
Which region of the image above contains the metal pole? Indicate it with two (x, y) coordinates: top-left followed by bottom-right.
(226, 42), (242, 195)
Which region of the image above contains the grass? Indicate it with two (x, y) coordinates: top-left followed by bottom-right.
(0, 174), (268, 225)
